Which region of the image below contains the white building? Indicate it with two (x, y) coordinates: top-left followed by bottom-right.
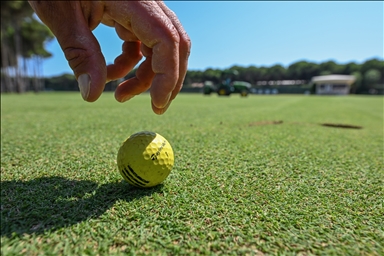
(311, 75), (356, 95)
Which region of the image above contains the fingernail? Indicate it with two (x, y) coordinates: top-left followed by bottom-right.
(77, 74), (90, 100)
(160, 93), (172, 108)
(165, 92), (172, 102)
(121, 95), (134, 102)
(160, 100), (172, 114)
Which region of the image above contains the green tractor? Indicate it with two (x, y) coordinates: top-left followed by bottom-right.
(203, 79), (251, 97)
(203, 69), (251, 97)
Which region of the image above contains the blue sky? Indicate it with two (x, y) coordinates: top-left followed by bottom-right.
(41, 1), (383, 77)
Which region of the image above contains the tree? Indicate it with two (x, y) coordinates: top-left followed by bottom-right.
(350, 71), (362, 94)
(257, 67), (268, 81)
(184, 70), (204, 85)
(361, 58), (384, 85)
(342, 62), (361, 75)
(222, 68), (239, 82)
(203, 68), (221, 84)
(364, 69), (381, 85)
(267, 64), (287, 81)
(319, 60), (342, 74)
(243, 65), (259, 84)
(1, 1), (53, 93)
(287, 61), (319, 81)
(361, 58), (384, 73)
(44, 74), (77, 91)
(319, 70), (332, 76)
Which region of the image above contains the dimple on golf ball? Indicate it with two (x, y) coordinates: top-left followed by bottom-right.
(117, 131), (174, 188)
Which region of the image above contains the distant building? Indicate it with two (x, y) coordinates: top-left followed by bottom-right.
(311, 75), (356, 95)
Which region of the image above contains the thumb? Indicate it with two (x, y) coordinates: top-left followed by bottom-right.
(30, 1), (106, 102)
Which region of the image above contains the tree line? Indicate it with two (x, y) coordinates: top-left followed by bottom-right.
(43, 58), (383, 94)
(183, 58), (383, 94)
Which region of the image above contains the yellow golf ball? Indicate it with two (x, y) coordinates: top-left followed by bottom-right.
(117, 131), (174, 188)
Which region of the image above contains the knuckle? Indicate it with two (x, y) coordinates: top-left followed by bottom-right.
(166, 26), (181, 45)
(63, 47), (91, 71)
(180, 33), (191, 56)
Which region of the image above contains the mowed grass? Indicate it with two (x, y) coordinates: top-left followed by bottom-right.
(1, 92), (383, 255)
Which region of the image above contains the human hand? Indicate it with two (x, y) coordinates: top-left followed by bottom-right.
(28, 1), (191, 115)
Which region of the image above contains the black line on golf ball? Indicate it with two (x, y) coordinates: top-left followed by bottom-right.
(121, 167), (145, 187)
(127, 165), (150, 184)
(151, 140), (166, 160)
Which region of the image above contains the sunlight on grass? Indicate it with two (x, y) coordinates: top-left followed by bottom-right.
(1, 92), (383, 255)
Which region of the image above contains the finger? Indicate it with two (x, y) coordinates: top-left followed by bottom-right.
(156, 1), (191, 101)
(152, 100), (172, 115)
(29, 1), (106, 102)
(149, 35), (179, 110)
(106, 1), (180, 109)
(114, 44), (170, 115)
(106, 23), (142, 81)
(106, 41), (142, 81)
(114, 56), (155, 102)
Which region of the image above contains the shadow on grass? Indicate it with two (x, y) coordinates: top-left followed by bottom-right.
(249, 120), (363, 129)
(1, 176), (163, 237)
